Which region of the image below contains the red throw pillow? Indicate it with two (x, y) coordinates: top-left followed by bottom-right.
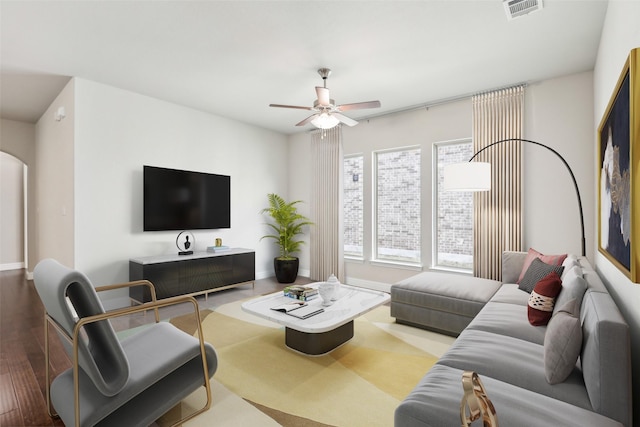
(518, 248), (568, 283)
(527, 271), (563, 326)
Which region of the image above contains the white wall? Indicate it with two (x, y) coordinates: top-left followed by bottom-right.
(524, 71), (595, 258)
(593, 1), (640, 421)
(0, 118), (37, 273)
(35, 80), (75, 269)
(73, 78), (290, 287)
(0, 152), (24, 269)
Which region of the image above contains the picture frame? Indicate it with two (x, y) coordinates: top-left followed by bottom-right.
(598, 48), (640, 283)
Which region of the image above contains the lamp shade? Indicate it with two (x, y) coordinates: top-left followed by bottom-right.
(443, 162), (491, 191)
(311, 112), (339, 129)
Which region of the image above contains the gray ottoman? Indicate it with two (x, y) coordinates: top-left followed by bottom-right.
(390, 272), (501, 336)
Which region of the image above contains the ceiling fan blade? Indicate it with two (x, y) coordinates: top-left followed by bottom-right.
(316, 87), (331, 106)
(333, 113), (358, 127)
(295, 114), (319, 127)
(336, 100), (381, 111)
(269, 104), (313, 110)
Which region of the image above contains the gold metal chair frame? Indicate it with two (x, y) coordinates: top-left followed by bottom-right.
(43, 280), (212, 427)
(460, 371), (498, 427)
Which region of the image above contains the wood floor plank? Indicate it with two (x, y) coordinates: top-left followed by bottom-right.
(6, 341), (53, 427)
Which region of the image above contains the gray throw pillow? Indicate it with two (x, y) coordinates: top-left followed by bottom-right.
(518, 257), (565, 293)
(544, 298), (582, 384)
(553, 266), (587, 316)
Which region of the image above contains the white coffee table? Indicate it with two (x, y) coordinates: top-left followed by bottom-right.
(241, 283), (390, 355)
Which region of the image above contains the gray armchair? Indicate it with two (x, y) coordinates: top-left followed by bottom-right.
(33, 259), (217, 427)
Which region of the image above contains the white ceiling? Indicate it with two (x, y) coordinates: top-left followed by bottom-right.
(0, 0), (608, 135)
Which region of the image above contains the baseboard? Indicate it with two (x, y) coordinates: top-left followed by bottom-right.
(256, 268), (311, 281)
(0, 262), (25, 272)
(345, 277), (392, 293)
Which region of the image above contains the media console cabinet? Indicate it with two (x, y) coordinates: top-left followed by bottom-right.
(129, 248), (255, 302)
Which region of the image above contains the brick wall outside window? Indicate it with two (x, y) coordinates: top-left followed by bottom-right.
(375, 148), (420, 262)
(344, 156), (363, 256)
(436, 141), (473, 269)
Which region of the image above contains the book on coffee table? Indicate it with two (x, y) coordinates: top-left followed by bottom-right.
(285, 304), (324, 320)
(271, 301), (307, 313)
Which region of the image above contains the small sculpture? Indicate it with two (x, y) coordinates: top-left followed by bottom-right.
(326, 274), (340, 301)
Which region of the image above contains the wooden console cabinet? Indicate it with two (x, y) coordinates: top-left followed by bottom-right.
(129, 248), (255, 302)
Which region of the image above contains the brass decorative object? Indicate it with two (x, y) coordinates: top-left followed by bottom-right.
(460, 371), (498, 427)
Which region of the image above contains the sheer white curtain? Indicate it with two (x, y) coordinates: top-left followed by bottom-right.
(310, 127), (345, 282)
(473, 86), (524, 279)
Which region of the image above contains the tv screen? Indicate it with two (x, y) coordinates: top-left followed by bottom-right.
(143, 165), (231, 231)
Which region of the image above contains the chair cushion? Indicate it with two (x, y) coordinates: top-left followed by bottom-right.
(50, 322), (217, 427)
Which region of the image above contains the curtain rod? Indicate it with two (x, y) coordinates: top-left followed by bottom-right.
(357, 82), (529, 123)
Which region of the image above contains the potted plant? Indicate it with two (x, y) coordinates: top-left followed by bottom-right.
(260, 193), (313, 283)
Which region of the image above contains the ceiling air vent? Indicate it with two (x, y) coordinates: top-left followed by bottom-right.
(503, 0), (544, 20)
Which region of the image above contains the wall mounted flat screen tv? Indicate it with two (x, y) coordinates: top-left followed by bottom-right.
(144, 165), (231, 231)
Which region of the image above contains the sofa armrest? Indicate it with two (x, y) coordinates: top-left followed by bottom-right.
(501, 251), (527, 283)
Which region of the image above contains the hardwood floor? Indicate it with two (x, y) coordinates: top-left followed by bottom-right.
(0, 268), (309, 426)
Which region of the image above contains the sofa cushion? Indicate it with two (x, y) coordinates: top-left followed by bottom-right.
(527, 271), (563, 326)
(544, 299), (582, 384)
(487, 283), (529, 306)
(437, 329), (592, 411)
(391, 272), (501, 318)
(395, 365), (623, 427)
(517, 248), (567, 283)
(518, 258), (565, 293)
(466, 299), (546, 345)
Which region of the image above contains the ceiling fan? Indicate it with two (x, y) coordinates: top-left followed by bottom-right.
(269, 68), (381, 129)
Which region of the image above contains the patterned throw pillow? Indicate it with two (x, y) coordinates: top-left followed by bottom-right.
(517, 248), (568, 283)
(518, 257), (565, 294)
(527, 271), (563, 326)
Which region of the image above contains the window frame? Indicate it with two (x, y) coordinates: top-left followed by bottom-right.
(431, 138), (474, 273)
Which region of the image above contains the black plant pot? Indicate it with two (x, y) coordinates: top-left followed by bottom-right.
(274, 257), (299, 284)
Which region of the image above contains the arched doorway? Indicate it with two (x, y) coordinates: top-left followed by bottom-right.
(0, 151), (27, 271)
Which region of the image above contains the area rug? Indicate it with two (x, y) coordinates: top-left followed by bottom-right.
(157, 298), (454, 427)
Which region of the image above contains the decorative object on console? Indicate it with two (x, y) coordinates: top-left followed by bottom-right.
(443, 138), (586, 257)
(215, 237), (223, 246)
(260, 193), (314, 283)
(176, 230), (195, 255)
(597, 47), (640, 283)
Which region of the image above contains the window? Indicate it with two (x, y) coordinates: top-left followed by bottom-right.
(434, 139), (473, 270)
(374, 147), (421, 264)
(343, 155), (364, 257)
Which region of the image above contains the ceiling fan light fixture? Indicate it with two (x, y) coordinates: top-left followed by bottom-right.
(311, 112), (339, 129)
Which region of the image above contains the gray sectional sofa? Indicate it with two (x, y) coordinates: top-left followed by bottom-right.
(392, 251), (632, 427)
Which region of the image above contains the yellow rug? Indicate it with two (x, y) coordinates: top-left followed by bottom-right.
(158, 298), (453, 427)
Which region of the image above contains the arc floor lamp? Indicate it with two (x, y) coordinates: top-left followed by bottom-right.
(443, 138), (586, 257)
